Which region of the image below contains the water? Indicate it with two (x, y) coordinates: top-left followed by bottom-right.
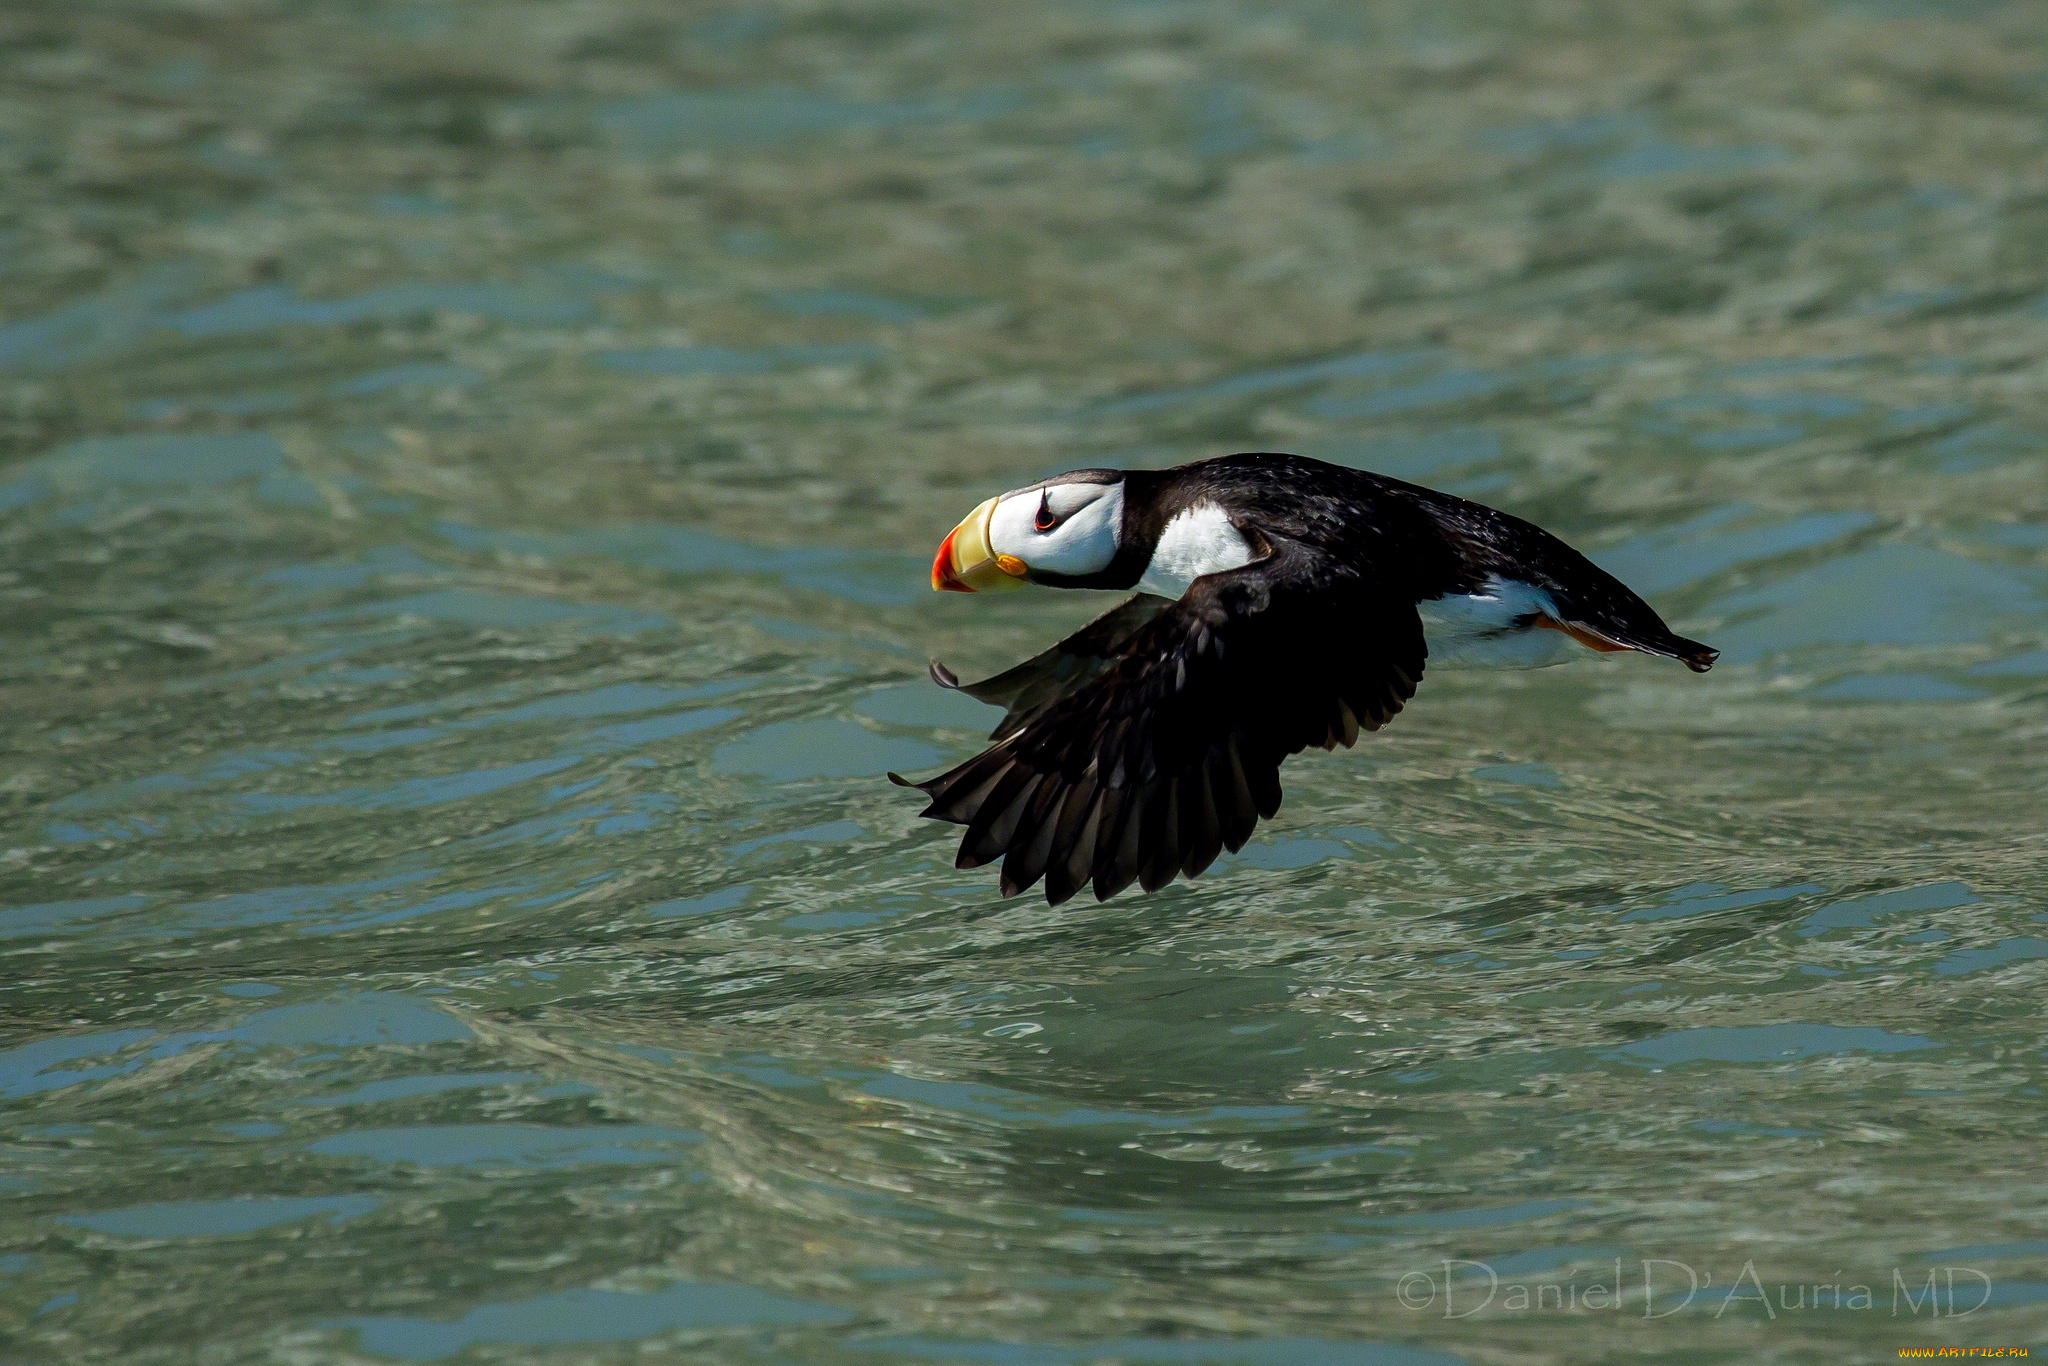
(2, 2), (2046, 1362)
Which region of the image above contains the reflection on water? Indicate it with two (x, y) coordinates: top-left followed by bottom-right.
(3, 1), (2047, 1362)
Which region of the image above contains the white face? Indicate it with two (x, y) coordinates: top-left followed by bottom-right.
(985, 479), (1124, 577)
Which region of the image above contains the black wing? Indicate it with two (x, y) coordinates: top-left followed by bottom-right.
(930, 593), (1174, 740)
(891, 544), (1425, 905)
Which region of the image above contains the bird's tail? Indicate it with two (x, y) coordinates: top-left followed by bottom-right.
(1557, 617), (1717, 672)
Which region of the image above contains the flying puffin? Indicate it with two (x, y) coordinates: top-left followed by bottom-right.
(890, 452), (1715, 906)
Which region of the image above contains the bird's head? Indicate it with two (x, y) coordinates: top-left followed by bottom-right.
(931, 469), (1128, 592)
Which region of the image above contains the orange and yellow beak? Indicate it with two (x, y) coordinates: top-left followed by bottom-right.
(931, 496), (1030, 593)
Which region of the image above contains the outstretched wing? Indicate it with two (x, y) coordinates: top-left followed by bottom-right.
(931, 593), (1174, 740)
(892, 545), (1426, 905)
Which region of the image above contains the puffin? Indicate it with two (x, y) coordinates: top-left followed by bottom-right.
(890, 452), (1715, 906)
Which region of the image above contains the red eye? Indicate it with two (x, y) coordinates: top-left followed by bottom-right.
(1033, 492), (1058, 532)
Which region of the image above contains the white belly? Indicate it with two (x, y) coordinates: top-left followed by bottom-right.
(1419, 576), (1577, 669)
(1137, 503), (1254, 597)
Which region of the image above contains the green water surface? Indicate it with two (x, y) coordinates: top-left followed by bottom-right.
(2, 2), (2046, 1362)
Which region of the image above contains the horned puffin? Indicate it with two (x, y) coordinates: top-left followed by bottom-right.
(891, 452), (1715, 906)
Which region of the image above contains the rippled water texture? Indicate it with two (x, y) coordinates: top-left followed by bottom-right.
(3, 2), (2047, 1362)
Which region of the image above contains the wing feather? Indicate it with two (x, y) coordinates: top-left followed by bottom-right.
(1180, 764), (1222, 879)
(1092, 784), (1146, 902)
(999, 778), (1068, 897)
(1040, 774), (1098, 905)
(1217, 738), (1258, 854)
(1139, 779), (1183, 894)
(958, 766), (1039, 868)
(1048, 786), (1107, 907)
